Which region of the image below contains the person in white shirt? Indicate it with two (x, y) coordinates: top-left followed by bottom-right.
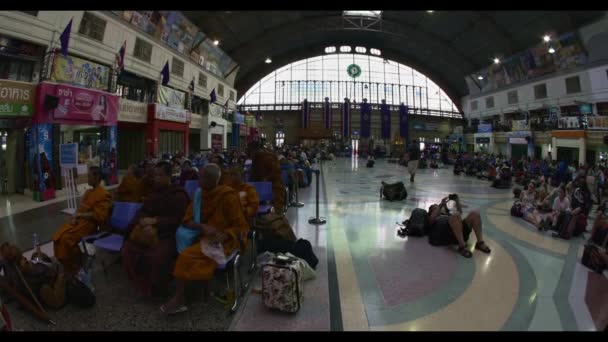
(548, 186), (570, 229)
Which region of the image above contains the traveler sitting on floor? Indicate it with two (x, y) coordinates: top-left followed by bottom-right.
(539, 186), (570, 231)
(114, 164), (144, 202)
(553, 176), (592, 239)
(519, 182), (547, 228)
(427, 194), (491, 258)
(367, 154), (375, 168)
(121, 161), (189, 298)
(161, 164), (248, 315)
(52, 167), (112, 277)
(587, 200), (608, 246)
(179, 160), (199, 186)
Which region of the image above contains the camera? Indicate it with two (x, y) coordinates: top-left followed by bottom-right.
(448, 194), (458, 201)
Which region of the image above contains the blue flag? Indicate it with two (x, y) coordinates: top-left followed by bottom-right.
(360, 99), (371, 138)
(210, 89), (217, 103)
(160, 62), (170, 86)
(342, 98), (350, 138)
(59, 19), (72, 56)
(323, 97), (332, 130)
(399, 103), (409, 141)
(380, 101), (391, 139)
(302, 99), (309, 129)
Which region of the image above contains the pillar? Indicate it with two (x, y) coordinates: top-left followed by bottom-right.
(579, 137), (586, 165)
(551, 137), (557, 161)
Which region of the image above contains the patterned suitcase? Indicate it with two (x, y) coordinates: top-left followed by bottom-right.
(261, 256), (303, 313)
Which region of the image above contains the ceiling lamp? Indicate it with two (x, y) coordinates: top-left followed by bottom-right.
(426, 10), (434, 13)
(548, 47), (556, 54)
(493, 58), (500, 64)
(543, 35), (551, 42)
(265, 58), (272, 64)
(213, 40), (219, 46)
(477, 75), (484, 80)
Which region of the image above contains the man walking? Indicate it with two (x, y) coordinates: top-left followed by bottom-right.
(407, 139), (421, 182)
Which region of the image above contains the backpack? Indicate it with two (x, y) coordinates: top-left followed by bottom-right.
(401, 208), (429, 237)
(254, 212), (297, 241)
(366, 160), (375, 168)
(291, 239), (319, 270)
(510, 201), (524, 217)
(66, 277), (95, 308)
(380, 181), (407, 201)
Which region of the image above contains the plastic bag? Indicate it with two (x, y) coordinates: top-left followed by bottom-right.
(201, 240), (227, 265)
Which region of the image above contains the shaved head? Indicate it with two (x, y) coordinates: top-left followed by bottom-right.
(200, 163), (222, 190)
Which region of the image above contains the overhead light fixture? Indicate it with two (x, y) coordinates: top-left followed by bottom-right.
(548, 47), (556, 54)
(426, 10), (434, 13)
(213, 40), (219, 46)
(265, 58), (272, 64)
(493, 58), (500, 64)
(477, 76), (484, 80)
(543, 35), (551, 42)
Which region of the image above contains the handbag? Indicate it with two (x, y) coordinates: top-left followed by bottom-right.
(200, 240), (227, 265)
(582, 232), (608, 273)
(176, 188), (202, 253)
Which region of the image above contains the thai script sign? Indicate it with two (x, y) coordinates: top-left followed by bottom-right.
(0, 80), (36, 116)
(154, 103), (190, 123)
(118, 98), (147, 123)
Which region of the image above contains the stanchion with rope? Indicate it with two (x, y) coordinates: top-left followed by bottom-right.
(308, 168), (326, 225)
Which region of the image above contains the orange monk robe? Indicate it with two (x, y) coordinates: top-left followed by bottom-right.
(221, 176), (259, 250)
(173, 185), (248, 281)
(138, 175), (155, 201)
(113, 174), (143, 202)
(250, 151), (285, 214)
(52, 185), (112, 274)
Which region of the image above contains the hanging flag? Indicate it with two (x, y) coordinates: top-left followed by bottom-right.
(342, 98), (351, 138)
(224, 98), (229, 108)
(115, 40), (126, 72)
(399, 103), (409, 141)
(360, 99), (371, 138)
(59, 19), (73, 56)
(189, 78), (195, 93)
(209, 88), (217, 103)
(301, 99), (309, 129)
(323, 97), (332, 130)
(380, 101), (391, 139)
(160, 61), (170, 86)
(524, 110), (529, 127)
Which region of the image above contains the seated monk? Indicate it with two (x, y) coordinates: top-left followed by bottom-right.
(249, 148), (286, 214)
(114, 164), (143, 202)
(160, 164), (248, 314)
(179, 160), (199, 186)
(52, 167), (111, 276)
(121, 161), (189, 298)
(221, 168), (259, 249)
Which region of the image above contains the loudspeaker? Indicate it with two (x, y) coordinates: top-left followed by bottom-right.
(44, 95), (59, 110)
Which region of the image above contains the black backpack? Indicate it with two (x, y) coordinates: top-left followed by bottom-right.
(66, 277), (95, 308)
(292, 239), (319, 270)
(401, 208), (430, 236)
(380, 181), (408, 201)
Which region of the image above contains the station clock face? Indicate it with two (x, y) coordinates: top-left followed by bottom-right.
(347, 64), (361, 78)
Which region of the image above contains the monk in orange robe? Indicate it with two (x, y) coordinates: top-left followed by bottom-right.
(113, 164), (143, 202)
(160, 164), (248, 314)
(52, 166), (112, 276)
(249, 149), (285, 214)
(138, 162), (155, 200)
(221, 168), (259, 249)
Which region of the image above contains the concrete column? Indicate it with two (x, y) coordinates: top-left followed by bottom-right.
(579, 137), (586, 165)
(551, 137), (557, 161)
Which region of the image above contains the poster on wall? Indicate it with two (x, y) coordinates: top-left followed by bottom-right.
(49, 84), (119, 125)
(158, 85), (186, 109)
(50, 54), (111, 91)
(211, 133), (223, 150)
(31, 123), (56, 201)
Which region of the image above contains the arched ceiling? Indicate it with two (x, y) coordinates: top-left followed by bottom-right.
(184, 11), (604, 111)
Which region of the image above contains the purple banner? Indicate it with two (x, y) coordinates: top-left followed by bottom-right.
(381, 101), (391, 139)
(342, 98), (350, 138)
(360, 100), (371, 138)
(323, 97), (332, 130)
(301, 99), (309, 129)
(399, 103), (409, 141)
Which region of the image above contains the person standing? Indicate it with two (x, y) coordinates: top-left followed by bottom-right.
(407, 139), (421, 182)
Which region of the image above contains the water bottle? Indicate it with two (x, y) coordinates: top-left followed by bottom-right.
(32, 233), (40, 262)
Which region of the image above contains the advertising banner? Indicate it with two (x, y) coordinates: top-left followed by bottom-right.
(587, 116), (608, 130)
(154, 103), (190, 123)
(59, 143), (79, 168)
(31, 123), (56, 201)
(380, 102), (391, 139)
(189, 113), (202, 129)
(158, 85), (186, 109)
(50, 54), (111, 91)
(512, 120), (530, 131)
(245, 114), (255, 127)
(211, 133), (222, 150)
(477, 123), (493, 133)
(118, 98), (147, 123)
(234, 112), (245, 125)
(360, 100), (371, 138)
(239, 124), (247, 136)
(0, 80), (36, 117)
(558, 116), (582, 129)
(399, 104), (409, 141)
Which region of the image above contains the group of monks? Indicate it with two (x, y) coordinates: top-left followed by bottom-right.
(51, 146), (286, 314)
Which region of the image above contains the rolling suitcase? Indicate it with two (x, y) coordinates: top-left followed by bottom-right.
(261, 255), (303, 313)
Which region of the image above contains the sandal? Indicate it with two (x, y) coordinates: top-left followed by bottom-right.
(475, 241), (492, 254)
(457, 245), (473, 258)
(160, 304), (188, 315)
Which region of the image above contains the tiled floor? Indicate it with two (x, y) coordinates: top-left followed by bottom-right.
(2, 157), (607, 331)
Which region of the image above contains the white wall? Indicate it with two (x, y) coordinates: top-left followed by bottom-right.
(0, 11), (237, 107)
(199, 115), (228, 150)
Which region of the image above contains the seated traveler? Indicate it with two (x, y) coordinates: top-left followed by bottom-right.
(179, 160), (199, 186)
(114, 164), (144, 202)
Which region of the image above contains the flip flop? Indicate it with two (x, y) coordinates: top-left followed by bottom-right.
(160, 304), (188, 315)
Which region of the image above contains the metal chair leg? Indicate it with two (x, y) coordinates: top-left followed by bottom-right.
(229, 255), (241, 314)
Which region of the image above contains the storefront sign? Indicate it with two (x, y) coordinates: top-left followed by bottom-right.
(509, 137), (528, 145)
(558, 116), (582, 129)
(50, 54), (111, 91)
(154, 103), (191, 123)
(47, 83), (119, 125)
(234, 112), (245, 125)
(189, 113), (202, 129)
(158, 85), (185, 109)
(118, 98), (147, 123)
(477, 124), (493, 133)
(245, 115), (255, 127)
(579, 104), (593, 115)
(476, 137), (491, 144)
(0, 80), (36, 117)
(59, 143), (79, 168)
(211, 133), (222, 150)
(512, 120), (529, 131)
(587, 116), (608, 130)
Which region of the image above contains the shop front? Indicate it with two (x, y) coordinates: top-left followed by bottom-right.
(473, 132), (494, 154)
(117, 98), (147, 169)
(32, 81), (119, 201)
(199, 114), (227, 152)
(146, 103), (191, 157)
(0, 80), (36, 195)
(552, 130), (586, 165)
(189, 114), (202, 153)
(507, 131), (534, 160)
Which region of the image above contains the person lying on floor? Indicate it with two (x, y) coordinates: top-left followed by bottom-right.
(427, 194), (491, 258)
(161, 164), (248, 315)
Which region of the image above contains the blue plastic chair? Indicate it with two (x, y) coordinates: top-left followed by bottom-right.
(184, 180), (199, 200)
(247, 181), (273, 215)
